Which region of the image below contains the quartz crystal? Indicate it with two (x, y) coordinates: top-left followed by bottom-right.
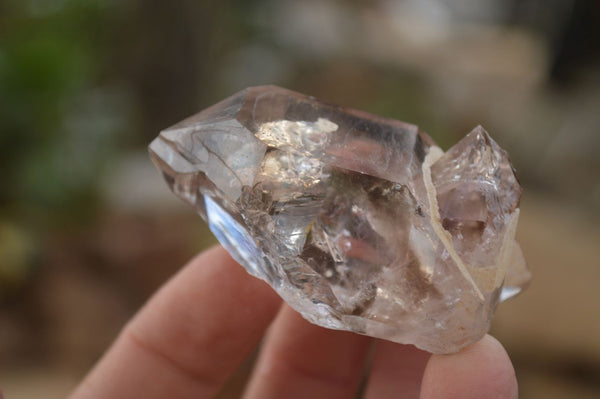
(149, 86), (531, 354)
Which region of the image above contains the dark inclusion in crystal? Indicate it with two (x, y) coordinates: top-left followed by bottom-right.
(149, 85), (530, 354)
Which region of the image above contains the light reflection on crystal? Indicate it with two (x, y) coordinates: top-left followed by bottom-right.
(499, 286), (522, 301)
(204, 195), (265, 280)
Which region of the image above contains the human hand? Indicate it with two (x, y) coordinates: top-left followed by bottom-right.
(70, 246), (518, 399)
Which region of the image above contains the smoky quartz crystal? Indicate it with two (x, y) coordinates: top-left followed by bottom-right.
(149, 86), (530, 353)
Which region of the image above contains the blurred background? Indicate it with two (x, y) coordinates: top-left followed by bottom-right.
(1, 0), (599, 397)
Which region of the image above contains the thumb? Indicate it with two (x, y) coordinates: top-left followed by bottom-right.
(420, 335), (518, 399)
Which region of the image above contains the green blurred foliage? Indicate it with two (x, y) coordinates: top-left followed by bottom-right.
(0, 0), (127, 224)
(0, 221), (34, 299)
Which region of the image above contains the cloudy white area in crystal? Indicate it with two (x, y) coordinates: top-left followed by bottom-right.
(149, 85), (531, 354)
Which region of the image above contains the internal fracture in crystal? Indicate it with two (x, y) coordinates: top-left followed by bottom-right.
(149, 86), (531, 354)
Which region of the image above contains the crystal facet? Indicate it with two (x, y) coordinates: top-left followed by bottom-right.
(149, 86), (530, 354)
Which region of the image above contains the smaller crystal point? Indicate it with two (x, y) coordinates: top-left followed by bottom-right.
(149, 86), (530, 354)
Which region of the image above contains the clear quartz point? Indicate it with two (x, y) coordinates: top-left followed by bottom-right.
(149, 86), (530, 354)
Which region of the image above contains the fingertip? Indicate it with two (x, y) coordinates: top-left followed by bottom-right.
(420, 335), (518, 399)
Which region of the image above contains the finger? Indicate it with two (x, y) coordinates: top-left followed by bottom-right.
(364, 340), (430, 399)
(420, 335), (518, 399)
(244, 305), (371, 399)
(71, 246), (281, 399)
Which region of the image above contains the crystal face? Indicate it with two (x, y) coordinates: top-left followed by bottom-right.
(149, 86), (531, 354)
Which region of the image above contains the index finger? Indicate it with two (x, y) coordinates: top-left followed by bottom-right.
(71, 245), (281, 399)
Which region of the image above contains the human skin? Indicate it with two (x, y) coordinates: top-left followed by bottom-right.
(70, 245), (518, 399)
